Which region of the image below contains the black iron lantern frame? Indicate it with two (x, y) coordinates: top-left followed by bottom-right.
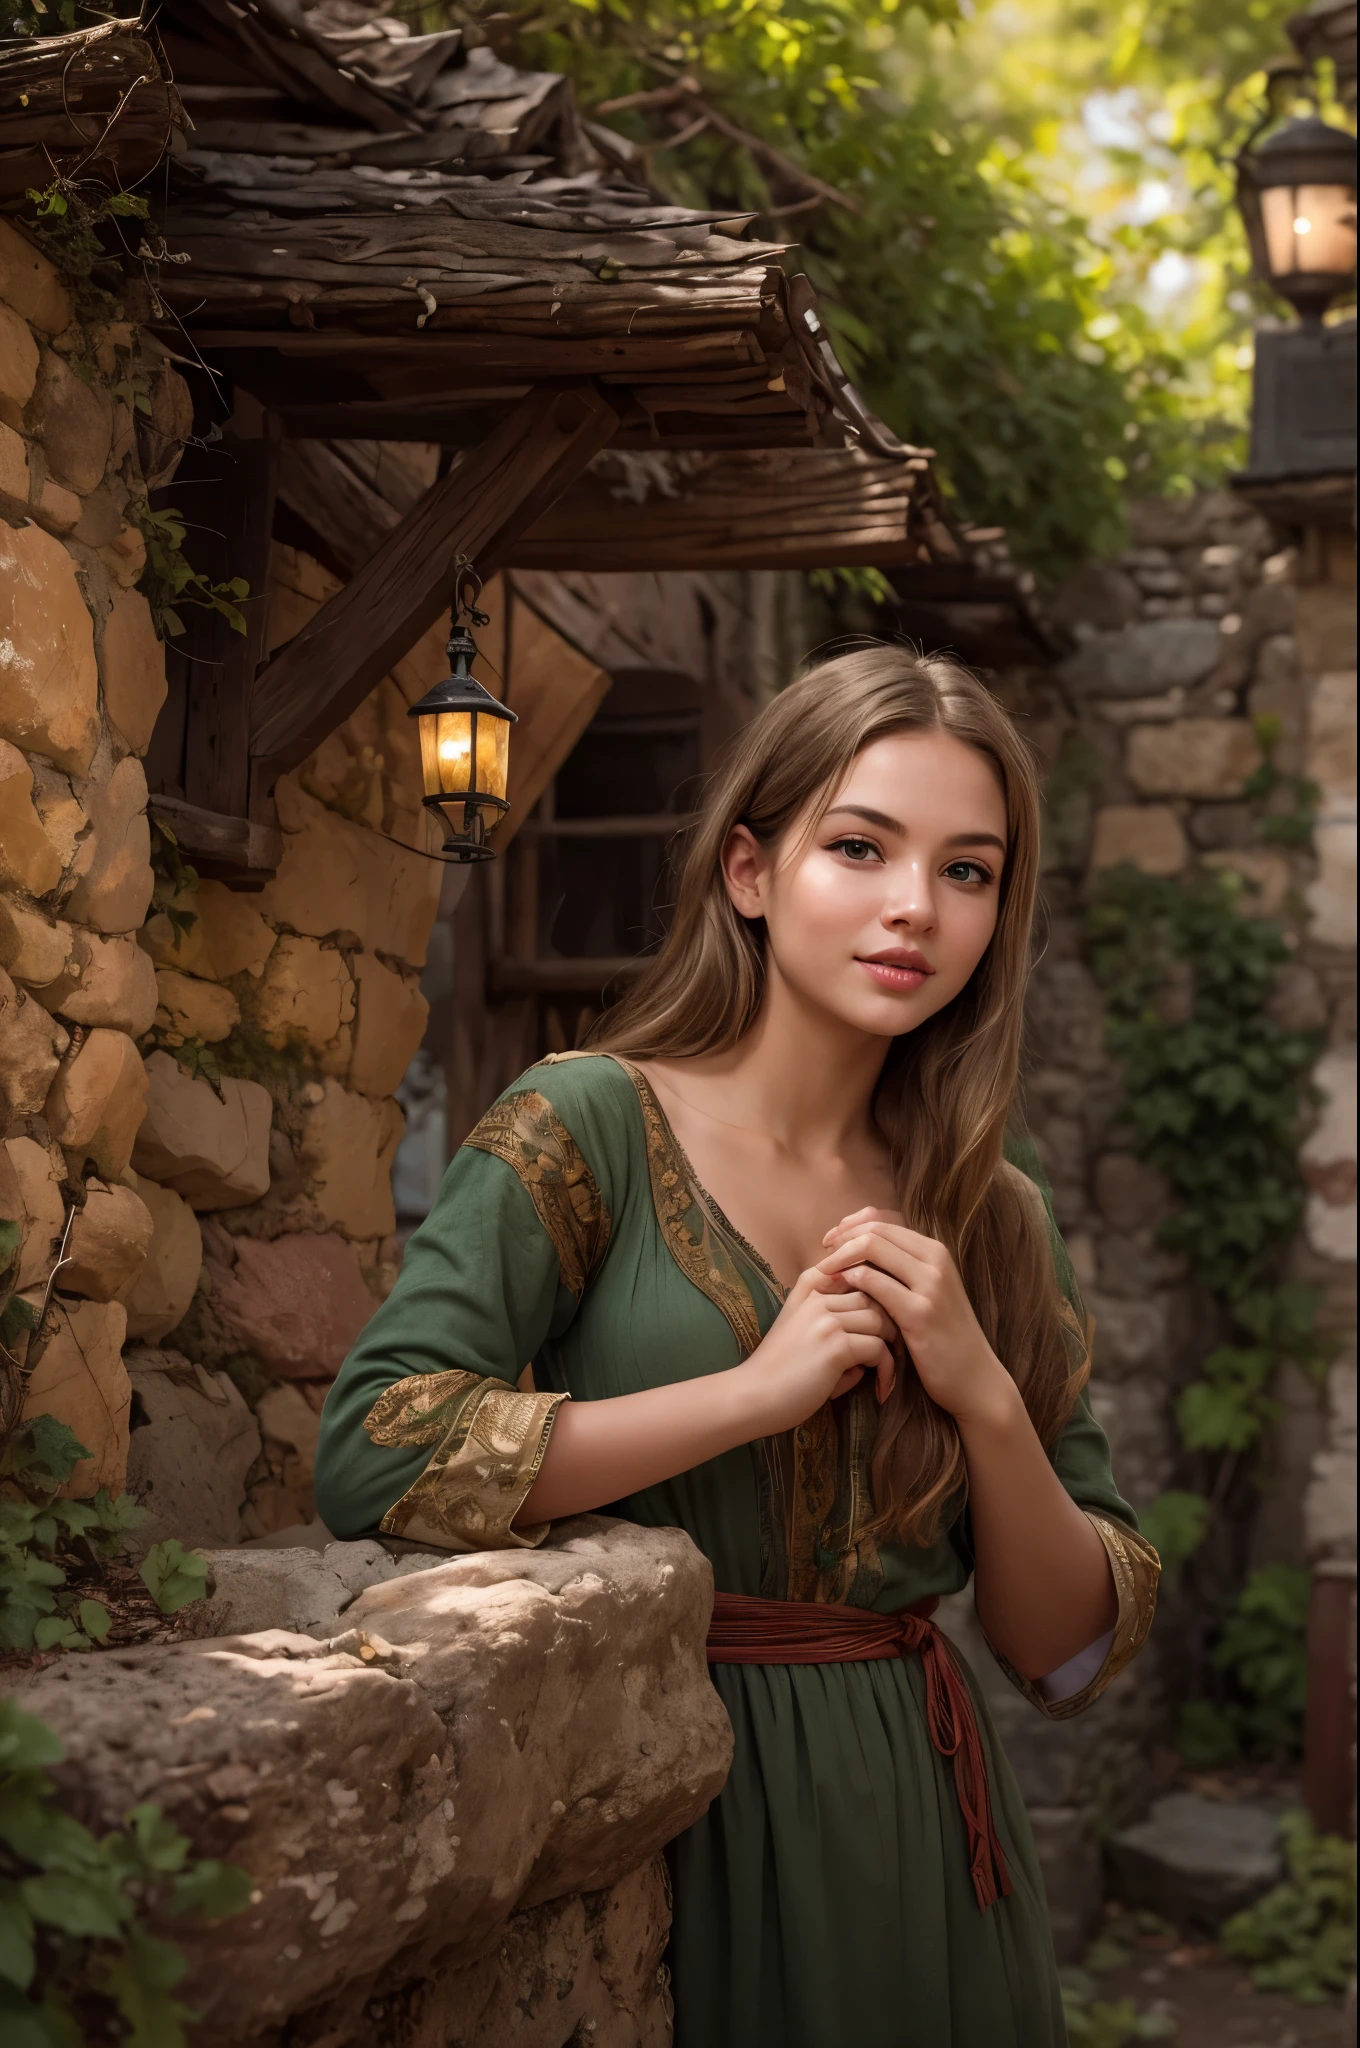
(408, 567), (518, 864)
(1236, 111), (1358, 320)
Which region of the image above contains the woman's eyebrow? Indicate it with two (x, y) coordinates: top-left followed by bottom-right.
(825, 805), (1006, 855)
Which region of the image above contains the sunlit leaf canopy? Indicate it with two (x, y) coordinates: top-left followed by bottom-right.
(393, 0), (1349, 573)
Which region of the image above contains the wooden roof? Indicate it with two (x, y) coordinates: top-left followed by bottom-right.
(149, 0), (908, 458)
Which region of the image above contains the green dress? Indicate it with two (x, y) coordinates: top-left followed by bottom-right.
(315, 1052), (1159, 2048)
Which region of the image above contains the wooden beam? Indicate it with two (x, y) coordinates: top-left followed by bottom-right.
(181, 429), (279, 819)
(148, 795), (283, 883)
(249, 383), (619, 782)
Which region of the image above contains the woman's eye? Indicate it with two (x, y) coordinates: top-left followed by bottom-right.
(943, 859), (992, 885)
(831, 837), (881, 863)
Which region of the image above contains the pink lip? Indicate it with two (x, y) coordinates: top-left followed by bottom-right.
(857, 949), (935, 992)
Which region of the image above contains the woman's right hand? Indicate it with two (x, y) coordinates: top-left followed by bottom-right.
(739, 1268), (898, 1436)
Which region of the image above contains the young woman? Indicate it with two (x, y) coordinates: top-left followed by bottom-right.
(315, 646), (1159, 2047)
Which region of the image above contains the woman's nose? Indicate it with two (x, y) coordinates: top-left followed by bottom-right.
(883, 864), (937, 932)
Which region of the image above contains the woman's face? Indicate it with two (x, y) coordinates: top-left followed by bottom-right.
(723, 729), (1008, 1040)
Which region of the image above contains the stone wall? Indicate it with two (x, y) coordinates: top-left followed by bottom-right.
(16, 1518), (733, 2047)
(939, 489), (1357, 1951)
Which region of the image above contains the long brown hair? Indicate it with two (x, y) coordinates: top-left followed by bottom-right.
(593, 643), (1086, 1548)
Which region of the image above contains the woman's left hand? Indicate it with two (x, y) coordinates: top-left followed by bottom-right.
(818, 1209), (1015, 1428)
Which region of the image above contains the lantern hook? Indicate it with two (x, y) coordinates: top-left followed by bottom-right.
(452, 554), (490, 631)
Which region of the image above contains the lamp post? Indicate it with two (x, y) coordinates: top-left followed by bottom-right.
(408, 570), (518, 863)
(1232, 91), (1357, 519)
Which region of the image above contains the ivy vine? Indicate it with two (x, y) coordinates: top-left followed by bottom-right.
(1084, 862), (1327, 1761)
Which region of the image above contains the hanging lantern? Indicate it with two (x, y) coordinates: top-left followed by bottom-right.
(408, 570), (517, 863)
(1236, 113), (1358, 320)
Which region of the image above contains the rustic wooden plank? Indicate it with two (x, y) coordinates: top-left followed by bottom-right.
(494, 589), (612, 853)
(249, 383), (619, 780)
(176, 329), (765, 373)
(148, 795), (283, 878)
(519, 813), (699, 840)
(180, 430), (279, 819)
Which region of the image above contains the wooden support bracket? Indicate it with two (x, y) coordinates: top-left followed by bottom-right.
(249, 383), (620, 786)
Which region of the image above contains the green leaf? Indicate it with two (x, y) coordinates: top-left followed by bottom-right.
(127, 1804), (189, 1877)
(1137, 1490), (1209, 1576)
(31, 1616), (85, 1653)
(20, 1869), (125, 1941)
(77, 1599), (111, 1643)
(0, 1219), (21, 1278)
(138, 1540), (208, 1616)
(0, 1295), (38, 1351)
(6, 1415), (92, 1490)
(0, 1699), (63, 1772)
(0, 1878), (36, 1991)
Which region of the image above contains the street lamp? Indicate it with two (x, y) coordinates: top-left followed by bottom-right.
(1237, 113), (1357, 321)
(1232, 90), (1357, 515)
(408, 569), (517, 864)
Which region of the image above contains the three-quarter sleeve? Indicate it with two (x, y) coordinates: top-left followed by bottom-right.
(314, 1080), (612, 1548)
(981, 1146), (1162, 1717)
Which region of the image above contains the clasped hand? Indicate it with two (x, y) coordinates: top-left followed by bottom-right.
(742, 1209), (1010, 1438)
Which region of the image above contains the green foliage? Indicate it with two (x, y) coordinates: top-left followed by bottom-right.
(0, 1697), (251, 2046)
(20, 180), (150, 327)
(1220, 1810), (1357, 2004)
(1060, 1908), (1177, 2044)
(1135, 1488), (1208, 1580)
(138, 1542), (208, 1619)
(0, 1420), (143, 1655)
(1244, 715), (1322, 850)
(147, 823), (199, 948)
(133, 505), (249, 643)
(1086, 862), (1324, 1755)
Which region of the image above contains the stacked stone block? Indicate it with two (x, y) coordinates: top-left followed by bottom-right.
(0, 219), (442, 1542)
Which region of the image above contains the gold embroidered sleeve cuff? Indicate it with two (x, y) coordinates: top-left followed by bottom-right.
(364, 1370), (567, 1553)
(989, 1512), (1161, 1720)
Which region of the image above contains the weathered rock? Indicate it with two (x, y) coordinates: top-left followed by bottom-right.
(118, 1173), (202, 1341)
(27, 758), (86, 877)
(1301, 1045), (1357, 1265)
(214, 1231), (376, 1378)
(1050, 561), (1142, 633)
(32, 929), (158, 1035)
(1107, 1794), (1282, 1929)
(0, 417), (30, 507)
(32, 347), (113, 494)
(17, 1518), (731, 2039)
(99, 587), (166, 755)
(19, 1297), (130, 1497)
(36, 480), (81, 537)
(1093, 1154), (1169, 1233)
(153, 967), (240, 1045)
(1307, 816), (1357, 950)
(256, 1382), (324, 1475)
(124, 1347), (261, 1547)
(131, 1050), (271, 1210)
(0, 299), (39, 422)
(3, 1134), (65, 1288)
(1308, 667), (1357, 799)
(1089, 803), (1188, 876)
(244, 932), (355, 1053)
(44, 1027), (147, 1179)
(0, 219), (72, 333)
(1306, 1363), (1357, 1560)
(349, 951), (429, 1098)
(270, 1860), (673, 2048)
(260, 778), (442, 966)
(0, 900), (72, 989)
(1085, 1292), (1171, 1378)
(0, 522), (99, 774)
(1, 969), (70, 1122)
(1203, 847), (1292, 918)
(0, 740), (66, 896)
(1126, 718), (1261, 799)
(1029, 1806), (1102, 1964)
(60, 1179), (153, 1301)
(1059, 619), (1222, 699)
(65, 753), (154, 934)
(297, 1078), (403, 1238)
(99, 520), (147, 590)
(139, 878), (276, 981)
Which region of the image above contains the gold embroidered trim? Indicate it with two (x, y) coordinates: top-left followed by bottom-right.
(609, 1057), (765, 1356)
(994, 1510), (1161, 1720)
(465, 1089), (610, 1298)
(366, 1369), (567, 1553)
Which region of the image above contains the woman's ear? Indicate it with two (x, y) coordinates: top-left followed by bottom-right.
(721, 824), (767, 919)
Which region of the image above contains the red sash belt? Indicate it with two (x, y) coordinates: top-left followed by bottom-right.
(706, 1590), (1012, 1914)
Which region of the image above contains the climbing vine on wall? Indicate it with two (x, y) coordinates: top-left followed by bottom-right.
(1085, 861), (1327, 1760)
